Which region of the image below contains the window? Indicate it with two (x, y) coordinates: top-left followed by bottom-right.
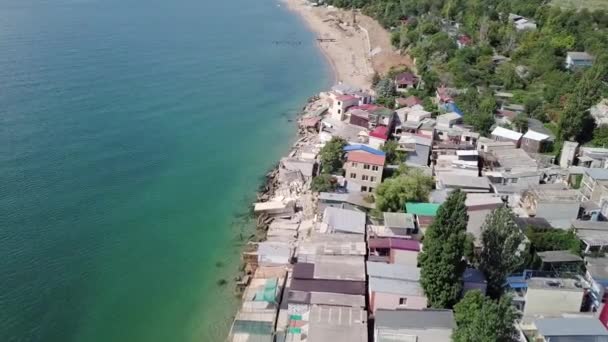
(399, 298), (407, 306)
(372, 165), (379, 171)
(511, 178), (518, 184)
(351, 162), (358, 168)
(370, 176), (376, 182)
(350, 173), (356, 179)
(338, 109), (341, 114)
(361, 186), (368, 192)
(363, 164), (370, 170)
(368, 187), (374, 192)
(361, 175), (369, 181)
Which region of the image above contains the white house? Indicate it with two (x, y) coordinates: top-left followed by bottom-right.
(566, 52), (594, 70)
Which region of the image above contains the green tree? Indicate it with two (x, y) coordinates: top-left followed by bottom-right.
(375, 77), (396, 98)
(311, 174), (337, 192)
(592, 125), (608, 148)
(320, 137), (347, 174)
(374, 167), (433, 212)
(381, 140), (405, 164)
(419, 190), (468, 308)
(453, 291), (519, 342)
(512, 114), (529, 132)
(478, 207), (525, 298)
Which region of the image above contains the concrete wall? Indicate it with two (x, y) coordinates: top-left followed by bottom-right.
(524, 288), (584, 317)
(344, 161), (383, 193)
(370, 291), (427, 313)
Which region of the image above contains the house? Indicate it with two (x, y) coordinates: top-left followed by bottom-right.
(436, 84), (454, 105)
(566, 52), (594, 70)
(521, 129), (552, 154)
(344, 149), (385, 193)
(322, 207), (366, 235)
(436, 112), (462, 129)
(463, 268), (487, 295)
(532, 317), (608, 342)
(300, 305), (368, 342)
(434, 150), (480, 177)
(368, 125), (389, 149)
(331, 83), (372, 104)
(394, 72), (418, 92)
(522, 277), (585, 318)
(477, 137), (516, 153)
(456, 34), (472, 49)
(328, 92), (359, 121)
(509, 13), (537, 31)
(578, 147), (608, 169)
(383, 212), (416, 235)
(519, 186), (582, 228)
(406, 202), (440, 229)
(367, 262), (426, 312)
(585, 257), (608, 311)
(398, 134), (432, 167)
(571, 220), (608, 254)
(395, 95), (422, 108)
(435, 173), (492, 193)
(580, 168), (608, 210)
(348, 104), (396, 130)
(491, 126), (523, 146)
(374, 309), (455, 342)
(368, 238), (420, 264)
(290, 255), (366, 295)
(536, 250), (583, 272)
(256, 242), (293, 266)
(297, 232), (366, 259)
(317, 192), (375, 214)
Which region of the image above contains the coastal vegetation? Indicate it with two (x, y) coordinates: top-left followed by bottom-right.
(419, 190), (468, 308)
(477, 207), (526, 298)
(311, 173), (337, 192)
(319, 137), (347, 173)
(326, 0), (608, 147)
(453, 290), (520, 342)
(374, 166), (433, 213)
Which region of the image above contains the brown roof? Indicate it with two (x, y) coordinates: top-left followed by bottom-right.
(395, 72), (418, 86)
(347, 151), (385, 166)
(396, 96), (423, 107)
(290, 278), (366, 295)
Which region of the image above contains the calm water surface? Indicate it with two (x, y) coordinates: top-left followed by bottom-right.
(0, 0), (329, 340)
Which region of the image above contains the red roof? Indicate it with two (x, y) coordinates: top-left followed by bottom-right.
(395, 72), (418, 86)
(353, 104), (380, 111)
(458, 35), (472, 45)
(347, 151), (386, 166)
(436, 85), (453, 103)
(369, 126), (389, 140)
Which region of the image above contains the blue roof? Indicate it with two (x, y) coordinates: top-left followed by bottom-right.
(343, 144), (386, 156)
(444, 102), (464, 116)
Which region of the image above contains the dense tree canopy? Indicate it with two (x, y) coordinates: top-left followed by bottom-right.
(319, 137), (347, 174)
(374, 167), (433, 212)
(478, 207), (526, 298)
(419, 190), (468, 308)
(380, 140), (405, 165)
(311, 174), (337, 192)
(453, 290), (519, 342)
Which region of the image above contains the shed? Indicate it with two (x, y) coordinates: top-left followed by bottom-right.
(322, 207), (366, 234)
(405, 202), (441, 217)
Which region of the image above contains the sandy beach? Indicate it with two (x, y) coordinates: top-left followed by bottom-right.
(283, 0), (414, 91)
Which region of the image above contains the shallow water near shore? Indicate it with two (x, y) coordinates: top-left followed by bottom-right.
(0, 0), (329, 340)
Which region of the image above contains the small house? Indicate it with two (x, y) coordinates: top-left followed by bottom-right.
(436, 112), (462, 129)
(405, 202), (440, 229)
(368, 238), (420, 265)
(523, 277), (585, 318)
(328, 92), (359, 121)
(322, 207), (366, 235)
(521, 129), (552, 154)
(368, 126), (389, 149)
(532, 318), (608, 342)
(566, 52), (594, 70)
(374, 309), (455, 342)
(491, 126), (523, 146)
(398, 134), (432, 167)
(367, 262), (426, 312)
(394, 72), (419, 92)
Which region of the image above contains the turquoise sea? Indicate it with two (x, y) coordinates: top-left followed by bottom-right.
(0, 0), (329, 340)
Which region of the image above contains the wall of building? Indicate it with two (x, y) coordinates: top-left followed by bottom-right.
(370, 291), (427, 313)
(390, 249), (419, 266)
(536, 202), (580, 225)
(524, 288), (584, 317)
(344, 161), (383, 193)
(521, 138), (542, 154)
(349, 115), (369, 129)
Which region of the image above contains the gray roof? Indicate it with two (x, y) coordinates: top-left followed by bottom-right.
(366, 261), (420, 281)
(537, 250), (583, 263)
(323, 207), (366, 234)
(383, 212), (415, 230)
(313, 255), (366, 281)
(319, 192), (349, 202)
(572, 220), (608, 231)
(567, 51), (594, 61)
(467, 209), (492, 246)
(437, 173), (491, 190)
(281, 157), (315, 177)
(535, 317), (608, 337)
(375, 309), (455, 330)
(586, 257), (608, 280)
(308, 305), (368, 342)
(463, 268), (486, 284)
(369, 277), (424, 296)
(585, 168), (608, 181)
(309, 292), (366, 308)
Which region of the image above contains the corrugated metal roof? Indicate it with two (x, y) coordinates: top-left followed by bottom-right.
(343, 144), (386, 156)
(491, 126), (523, 140)
(367, 261), (420, 281)
(585, 168), (608, 181)
(375, 309), (455, 330)
(383, 212), (415, 229)
(535, 318), (608, 337)
(369, 277), (424, 296)
(323, 207), (366, 234)
(405, 202), (440, 217)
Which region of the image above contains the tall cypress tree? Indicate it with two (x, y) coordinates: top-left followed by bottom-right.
(478, 206), (525, 299)
(419, 190), (468, 308)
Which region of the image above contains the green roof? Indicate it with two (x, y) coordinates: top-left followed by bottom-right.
(405, 202), (440, 217)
